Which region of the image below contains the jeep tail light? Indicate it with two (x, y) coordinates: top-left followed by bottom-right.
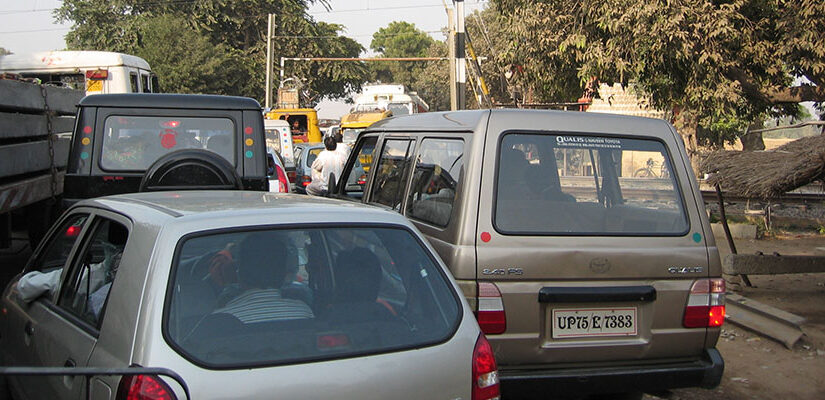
(477, 282), (506, 334)
(683, 278), (726, 328)
(472, 334), (500, 400)
(116, 374), (176, 400)
(275, 164), (289, 193)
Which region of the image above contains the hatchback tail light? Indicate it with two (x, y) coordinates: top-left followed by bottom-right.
(477, 282), (506, 334)
(472, 334), (500, 400)
(275, 164), (289, 193)
(683, 278), (726, 328)
(116, 374), (176, 400)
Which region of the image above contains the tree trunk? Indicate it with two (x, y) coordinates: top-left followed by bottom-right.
(741, 119), (765, 151)
(673, 110), (702, 176)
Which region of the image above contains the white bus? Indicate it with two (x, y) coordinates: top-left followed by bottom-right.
(0, 51), (158, 95)
(353, 84), (429, 115)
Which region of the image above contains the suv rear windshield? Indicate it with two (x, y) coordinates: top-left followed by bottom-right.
(165, 226), (460, 369)
(495, 133), (688, 235)
(100, 115), (235, 171)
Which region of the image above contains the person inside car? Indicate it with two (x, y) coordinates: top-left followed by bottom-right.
(213, 232), (314, 323)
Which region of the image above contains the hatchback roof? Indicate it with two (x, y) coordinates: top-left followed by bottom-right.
(84, 191), (397, 220)
(78, 93), (261, 110)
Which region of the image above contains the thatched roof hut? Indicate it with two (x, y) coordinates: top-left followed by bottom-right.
(700, 135), (825, 198)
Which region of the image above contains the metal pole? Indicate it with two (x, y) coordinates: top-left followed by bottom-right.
(454, 0), (466, 109)
(447, 8), (457, 111)
(264, 14), (274, 110)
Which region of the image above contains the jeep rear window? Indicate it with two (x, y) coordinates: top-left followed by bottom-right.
(100, 116), (235, 171)
(495, 133), (688, 235)
(165, 226), (460, 369)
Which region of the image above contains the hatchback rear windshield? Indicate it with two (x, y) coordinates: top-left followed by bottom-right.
(165, 226), (460, 369)
(100, 115), (235, 171)
(495, 133), (688, 235)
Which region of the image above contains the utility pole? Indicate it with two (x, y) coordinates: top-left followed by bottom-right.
(447, 8), (457, 111)
(454, 0), (466, 110)
(264, 13), (274, 110)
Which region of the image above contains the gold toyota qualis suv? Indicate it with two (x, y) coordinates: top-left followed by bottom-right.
(333, 109), (725, 399)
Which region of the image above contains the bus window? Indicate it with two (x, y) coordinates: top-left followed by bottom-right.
(129, 73), (139, 93)
(141, 73), (151, 93)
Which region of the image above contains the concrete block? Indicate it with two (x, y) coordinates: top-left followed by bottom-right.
(711, 223), (757, 239)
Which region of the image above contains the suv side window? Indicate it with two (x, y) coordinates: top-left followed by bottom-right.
(341, 136), (377, 199)
(406, 139), (464, 227)
(370, 139), (415, 211)
(58, 218), (129, 328)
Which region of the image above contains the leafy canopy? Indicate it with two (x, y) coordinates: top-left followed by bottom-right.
(368, 21), (437, 98)
(55, 0), (366, 103)
(491, 0), (825, 146)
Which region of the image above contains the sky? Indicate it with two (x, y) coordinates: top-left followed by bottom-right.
(0, 0), (489, 117)
(0, 0), (490, 54)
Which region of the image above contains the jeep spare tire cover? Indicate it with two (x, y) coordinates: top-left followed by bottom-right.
(139, 149), (243, 192)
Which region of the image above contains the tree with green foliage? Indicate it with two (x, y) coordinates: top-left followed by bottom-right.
(369, 21), (435, 89)
(409, 40), (451, 111)
(490, 0), (825, 150)
(55, 0), (367, 104)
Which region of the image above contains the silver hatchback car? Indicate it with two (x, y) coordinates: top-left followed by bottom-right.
(0, 192), (498, 400)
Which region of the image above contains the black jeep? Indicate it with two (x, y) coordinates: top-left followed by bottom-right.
(63, 93), (269, 206)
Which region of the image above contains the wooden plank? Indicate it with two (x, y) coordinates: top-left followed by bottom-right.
(0, 172), (64, 214)
(0, 114), (76, 140)
(0, 113), (44, 139)
(43, 84), (83, 115)
(723, 254), (825, 275)
(0, 139), (69, 178)
(0, 80), (82, 115)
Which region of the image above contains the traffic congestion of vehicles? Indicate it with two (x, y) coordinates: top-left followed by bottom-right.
(2, 58), (725, 400)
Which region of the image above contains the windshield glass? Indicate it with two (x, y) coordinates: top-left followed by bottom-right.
(387, 103), (410, 115)
(166, 226), (460, 368)
(100, 115), (234, 171)
(495, 133), (688, 235)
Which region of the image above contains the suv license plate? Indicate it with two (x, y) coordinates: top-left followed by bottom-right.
(552, 307), (637, 338)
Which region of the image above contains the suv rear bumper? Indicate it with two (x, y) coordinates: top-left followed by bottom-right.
(499, 348), (724, 398)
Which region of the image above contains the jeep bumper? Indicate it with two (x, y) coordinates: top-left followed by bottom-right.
(499, 348), (724, 398)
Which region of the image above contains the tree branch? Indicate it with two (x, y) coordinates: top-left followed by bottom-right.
(726, 67), (825, 103)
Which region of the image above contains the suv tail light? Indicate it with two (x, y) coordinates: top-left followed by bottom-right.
(275, 164), (289, 193)
(683, 278), (726, 328)
(472, 334), (500, 400)
(116, 374), (176, 400)
(477, 282), (506, 334)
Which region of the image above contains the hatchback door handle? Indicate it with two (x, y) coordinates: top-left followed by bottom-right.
(24, 321), (34, 336)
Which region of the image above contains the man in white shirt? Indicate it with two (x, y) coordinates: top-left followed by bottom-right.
(306, 135), (344, 196)
(333, 131), (349, 161)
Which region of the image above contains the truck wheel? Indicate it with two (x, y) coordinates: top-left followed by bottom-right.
(139, 149), (242, 192)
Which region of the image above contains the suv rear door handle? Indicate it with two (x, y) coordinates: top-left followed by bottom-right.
(24, 321), (34, 336)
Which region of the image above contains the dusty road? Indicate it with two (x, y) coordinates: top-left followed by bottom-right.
(649, 232), (825, 400)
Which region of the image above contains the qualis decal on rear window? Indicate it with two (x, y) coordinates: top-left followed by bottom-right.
(555, 136), (622, 150)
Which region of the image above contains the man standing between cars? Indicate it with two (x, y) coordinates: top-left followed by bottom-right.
(306, 135), (343, 196)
